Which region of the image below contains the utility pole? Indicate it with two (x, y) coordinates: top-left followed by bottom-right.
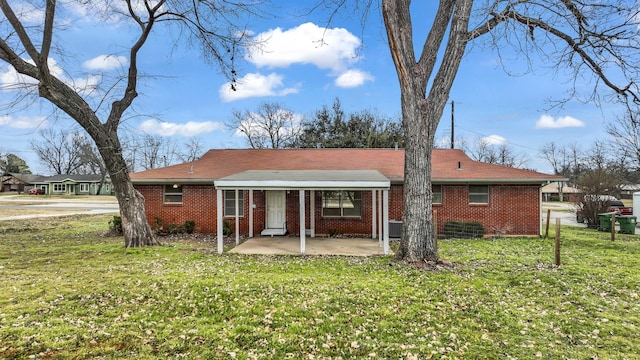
(450, 101), (455, 149)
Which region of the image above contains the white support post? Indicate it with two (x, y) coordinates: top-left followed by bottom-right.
(310, 190), (315, 237)
(372, 190), (377, 239)
(299, 190), (306, 255)
(383, 189), (390, 255)
(249, 190), (254, 238)
(378, 190), (383, 246)
(217, 189), (223, 254)
(235, 189), (239, 245)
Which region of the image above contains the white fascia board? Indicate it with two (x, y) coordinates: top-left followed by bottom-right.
(214, 179), (390, 190)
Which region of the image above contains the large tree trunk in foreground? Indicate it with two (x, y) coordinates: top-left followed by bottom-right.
(395, 101), (438, 261)
(383, 0), (472, 262)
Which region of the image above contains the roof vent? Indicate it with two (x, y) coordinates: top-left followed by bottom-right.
(457, 161), (463, 170)
(188, 164), (194, 174)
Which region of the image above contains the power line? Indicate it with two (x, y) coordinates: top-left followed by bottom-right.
(454, 124), (541, 152)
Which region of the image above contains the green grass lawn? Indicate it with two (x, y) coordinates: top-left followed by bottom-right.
(1, 215), (639, 359)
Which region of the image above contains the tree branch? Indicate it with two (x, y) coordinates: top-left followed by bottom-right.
(507, 10), (640, 104)
(416, 0), (455, 82)
(0, 0), (41, 64)
(106, 0), (166, 133)
(40, 0), (56, 81)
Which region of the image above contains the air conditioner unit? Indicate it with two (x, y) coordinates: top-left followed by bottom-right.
(388, 220), (402, 239)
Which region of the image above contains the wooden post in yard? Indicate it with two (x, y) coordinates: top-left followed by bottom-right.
(545, 209), (551, 239)
(611, 212), (616, 242)
(433, 209), (438, 243)
(555, 218), (561, 266)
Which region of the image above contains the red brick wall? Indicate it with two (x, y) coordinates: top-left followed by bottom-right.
(135, 183), (541, 237)
(433, 184), (541, 236)
(136, 185), (218, 233)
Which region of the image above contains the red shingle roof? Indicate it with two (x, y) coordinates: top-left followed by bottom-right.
(130, 148), (560, 184)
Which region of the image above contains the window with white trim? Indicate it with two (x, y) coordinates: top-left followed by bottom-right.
(224, 190), (244, 217)
(163, 184), (183, 204)
(322, 191), (362, 217)
(80, 183), (89, 192)
(469, 185), (489, 204)
(53, 184), (66, 192)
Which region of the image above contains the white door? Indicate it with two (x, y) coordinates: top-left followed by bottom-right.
(266, 190), (286, 229)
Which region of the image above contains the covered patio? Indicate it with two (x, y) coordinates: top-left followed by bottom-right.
(229, 236), (389, 256)
(214, 169), (392, 255)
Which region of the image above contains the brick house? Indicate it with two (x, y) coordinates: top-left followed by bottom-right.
(131, 148), (562, 254)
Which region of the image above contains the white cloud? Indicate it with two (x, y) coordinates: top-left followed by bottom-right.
(246, 22), (362, 73)
(0, 115), (47, 129)
(335, 69), (374, 88)
(535, 114), (585, 129)
(0, 63), (38, 89)
(482, 134), (507, 145)
(0, 58), (101, 95)
(83, 55), (127, 71)
(138, 119), (224, 137)
(219, 72), (299, 102)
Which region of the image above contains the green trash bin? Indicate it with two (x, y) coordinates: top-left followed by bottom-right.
(598, 212), (616, 232)
(617, 216), (636, 234)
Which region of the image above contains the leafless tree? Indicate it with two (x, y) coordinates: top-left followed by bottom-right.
(0, 1), (264, 247)
(606, 111), (640, 171)
(228, 102), (302, 149)
(540, 142), (568, 176)
(377, 1), (640, 262)
(178, 137), (206, 163)
(464, 138), (528, 168)
(575, 141), (629, 225)
(133, 135), (180, 171)
(31, 129), (88, 175)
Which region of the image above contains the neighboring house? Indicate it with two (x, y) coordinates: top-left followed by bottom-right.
(541, 181), (581, 202)
(1, 173), (41, 193)
(30, 174), (114, 195)
(620, 184), (640, 200)
(131, 148), (563, 254)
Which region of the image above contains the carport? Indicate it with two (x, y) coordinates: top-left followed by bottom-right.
(214, 169), (391, 255)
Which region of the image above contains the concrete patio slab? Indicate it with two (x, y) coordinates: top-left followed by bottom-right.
(229, 236), (388, 256)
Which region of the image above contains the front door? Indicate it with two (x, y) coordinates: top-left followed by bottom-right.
(266, 190), (286, 229)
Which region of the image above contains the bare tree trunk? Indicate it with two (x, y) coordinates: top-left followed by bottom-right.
(395, 99), (438, 262)
(112, 172), (159, 247)
(95, 133), (159, 247)
(383, 0), (472, 262)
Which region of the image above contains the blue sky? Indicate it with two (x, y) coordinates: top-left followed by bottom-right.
(0, 2), (625, 175)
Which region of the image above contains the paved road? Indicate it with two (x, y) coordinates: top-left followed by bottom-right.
(0, 195), (119, 220)
(542, 202), (584, 227)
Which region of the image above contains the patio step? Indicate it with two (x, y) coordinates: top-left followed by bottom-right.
(261, 228), (287, 236)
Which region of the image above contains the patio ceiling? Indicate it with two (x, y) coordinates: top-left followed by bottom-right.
(214, 170), (390, 190)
